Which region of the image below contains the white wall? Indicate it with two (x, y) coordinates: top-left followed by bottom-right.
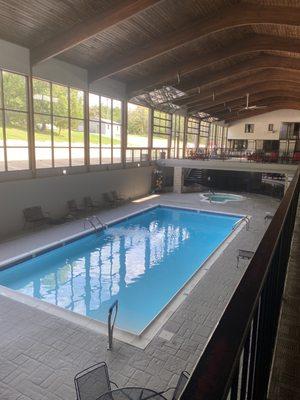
(0, 166), (153, 238)
(228, 109), (300, 141)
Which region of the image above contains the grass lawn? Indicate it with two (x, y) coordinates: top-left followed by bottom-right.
(5, 127), (120, 145)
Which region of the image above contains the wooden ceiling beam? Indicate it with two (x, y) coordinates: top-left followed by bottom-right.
(176, 54), (300, 92)
(175, 77), (300, 107)
(30, 0), (162, 65)
(183, 82), (300, 110)
(127, 34), (300, 97)
(187, 88), (300, 115)
(213, 97), (300, 121)
(88, 3), (300, 83)
(224, 103), (300, 123)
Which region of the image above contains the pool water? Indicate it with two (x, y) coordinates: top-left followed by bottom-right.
(0, 206), (241, 334)
(200, 193), (245, 204)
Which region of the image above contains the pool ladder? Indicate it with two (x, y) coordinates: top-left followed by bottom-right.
(232, 216), (250, 232)
(107, 300), (118, 350)
(84, 215), (108, 232)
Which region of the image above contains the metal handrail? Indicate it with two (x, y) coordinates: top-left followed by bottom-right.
(83, 215), (107, 232)
(107, 300), (118, 350)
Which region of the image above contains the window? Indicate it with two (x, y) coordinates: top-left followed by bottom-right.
(171, 114), (185, 158)
(245, 123), (254, 133)
(186, 117), (200, 150)
(0, 70), (29, 171)
(153, 110), (171, 149)
(89, 94), (122, 165)
(199, 120), (210, 148)
(33, 79), (85, 168)
(268, 124), (274, 132)
(127, 103), (149, 148)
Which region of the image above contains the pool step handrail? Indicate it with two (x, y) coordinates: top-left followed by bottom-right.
(232, 216), (250, 232)
(107, 300), (118, 350)
(84, 215), (107, 232)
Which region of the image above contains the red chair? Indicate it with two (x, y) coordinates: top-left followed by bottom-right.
(292, 151), (300, 163)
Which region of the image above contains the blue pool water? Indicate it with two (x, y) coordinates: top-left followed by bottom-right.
(0, 206), (241, 334)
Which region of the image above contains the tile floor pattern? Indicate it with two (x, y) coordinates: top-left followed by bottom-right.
(0, 192), (280, 400)
(268, 198), (300, 400)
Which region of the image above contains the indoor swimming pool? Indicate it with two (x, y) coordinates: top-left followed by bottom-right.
(0, 206), (242, 334)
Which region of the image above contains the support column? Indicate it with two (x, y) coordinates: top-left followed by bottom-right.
(173, 166), (183, 193)
(284, 173), (293, 193)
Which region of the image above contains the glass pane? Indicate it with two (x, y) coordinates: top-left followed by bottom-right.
(71, 148), (84, 166)
(127, 103), (149, 148)
(3, 71), (27, 111)
(53, 116), (69, 147)
(126, 149), (133, 163)
(33, 79), (51, 114)
(54, 147), (69, 167)
(7, 147), (29, 170)
(113, 124), (121, 148)
(89, 121), (100, 146)
(71, 119), (84, 146)
(113, 100), (122, 123)
(0, 112), (3, 146)
(101, 148), (111, 164)
(52, 84), (68, 116)
(101, 96), (111, 121)
(0, 147), (5, 171)
(5, 111), (28, 146)
(186, 134), (197, 148)
(89, 148), (100, 165)
(89, 93), (99, 120)
(113, 148), (121, 163)
(153, 133), (169, 148)
(0, 71), (2, 109)
(35, 147), (52, 169)
(101, 121), (111, 147)
(70, 88), (84, 119)
(34, 114), (52, 147)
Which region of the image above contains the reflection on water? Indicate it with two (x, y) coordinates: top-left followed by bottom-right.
(0, 207), (239, 333)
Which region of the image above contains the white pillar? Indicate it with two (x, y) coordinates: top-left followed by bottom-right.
(284, 173), (293, 193)
(173, 167), (183, 193)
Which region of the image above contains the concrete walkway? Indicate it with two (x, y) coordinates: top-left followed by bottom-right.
(268, 198), (300, 400)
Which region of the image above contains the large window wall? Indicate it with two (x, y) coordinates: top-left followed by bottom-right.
(0, 66), (224, 178)
(0, 70), (29, 171)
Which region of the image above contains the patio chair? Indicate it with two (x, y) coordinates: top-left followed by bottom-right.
(67, 200), (86, 218)
(157, 371), (190, 400)
(83, 196), (101, 212)
(23, 206), (66, 228)
(110, 190), (125, 204)
(237, 249), (255, 268)
(103, 192), (117, 208)
(23, 206), (50, 228)
(74, 362), (118, 400)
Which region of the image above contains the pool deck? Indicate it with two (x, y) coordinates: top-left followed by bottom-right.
(0, 192), (279, 400)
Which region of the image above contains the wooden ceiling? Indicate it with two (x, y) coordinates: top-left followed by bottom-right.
(1, 0), (300, 122)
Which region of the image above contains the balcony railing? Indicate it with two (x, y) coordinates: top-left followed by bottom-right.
(181, 167), (300, 400)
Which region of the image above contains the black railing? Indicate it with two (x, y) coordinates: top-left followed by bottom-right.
(181, 167), (300, 400)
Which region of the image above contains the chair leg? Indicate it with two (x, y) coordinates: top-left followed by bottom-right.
(236, 256), (239, 268)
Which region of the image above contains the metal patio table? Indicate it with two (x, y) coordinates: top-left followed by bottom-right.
(96, 386), (167, 400)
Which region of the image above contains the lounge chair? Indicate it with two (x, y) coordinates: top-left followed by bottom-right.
(110, 190), (125, 204)
(74, 362), (118, 400)
(23, 206), (65, 228)
(67, 200), (86, 218)
(83, 196), (101, 212)
(102, 192), (117, 208)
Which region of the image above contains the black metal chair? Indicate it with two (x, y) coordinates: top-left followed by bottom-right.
(74, 362), (118, 400)
(156, 371), (190, 400)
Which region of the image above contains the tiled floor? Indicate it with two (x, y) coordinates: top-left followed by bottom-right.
(268, 198), (300, 400)
(0, 192), (280, 400)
